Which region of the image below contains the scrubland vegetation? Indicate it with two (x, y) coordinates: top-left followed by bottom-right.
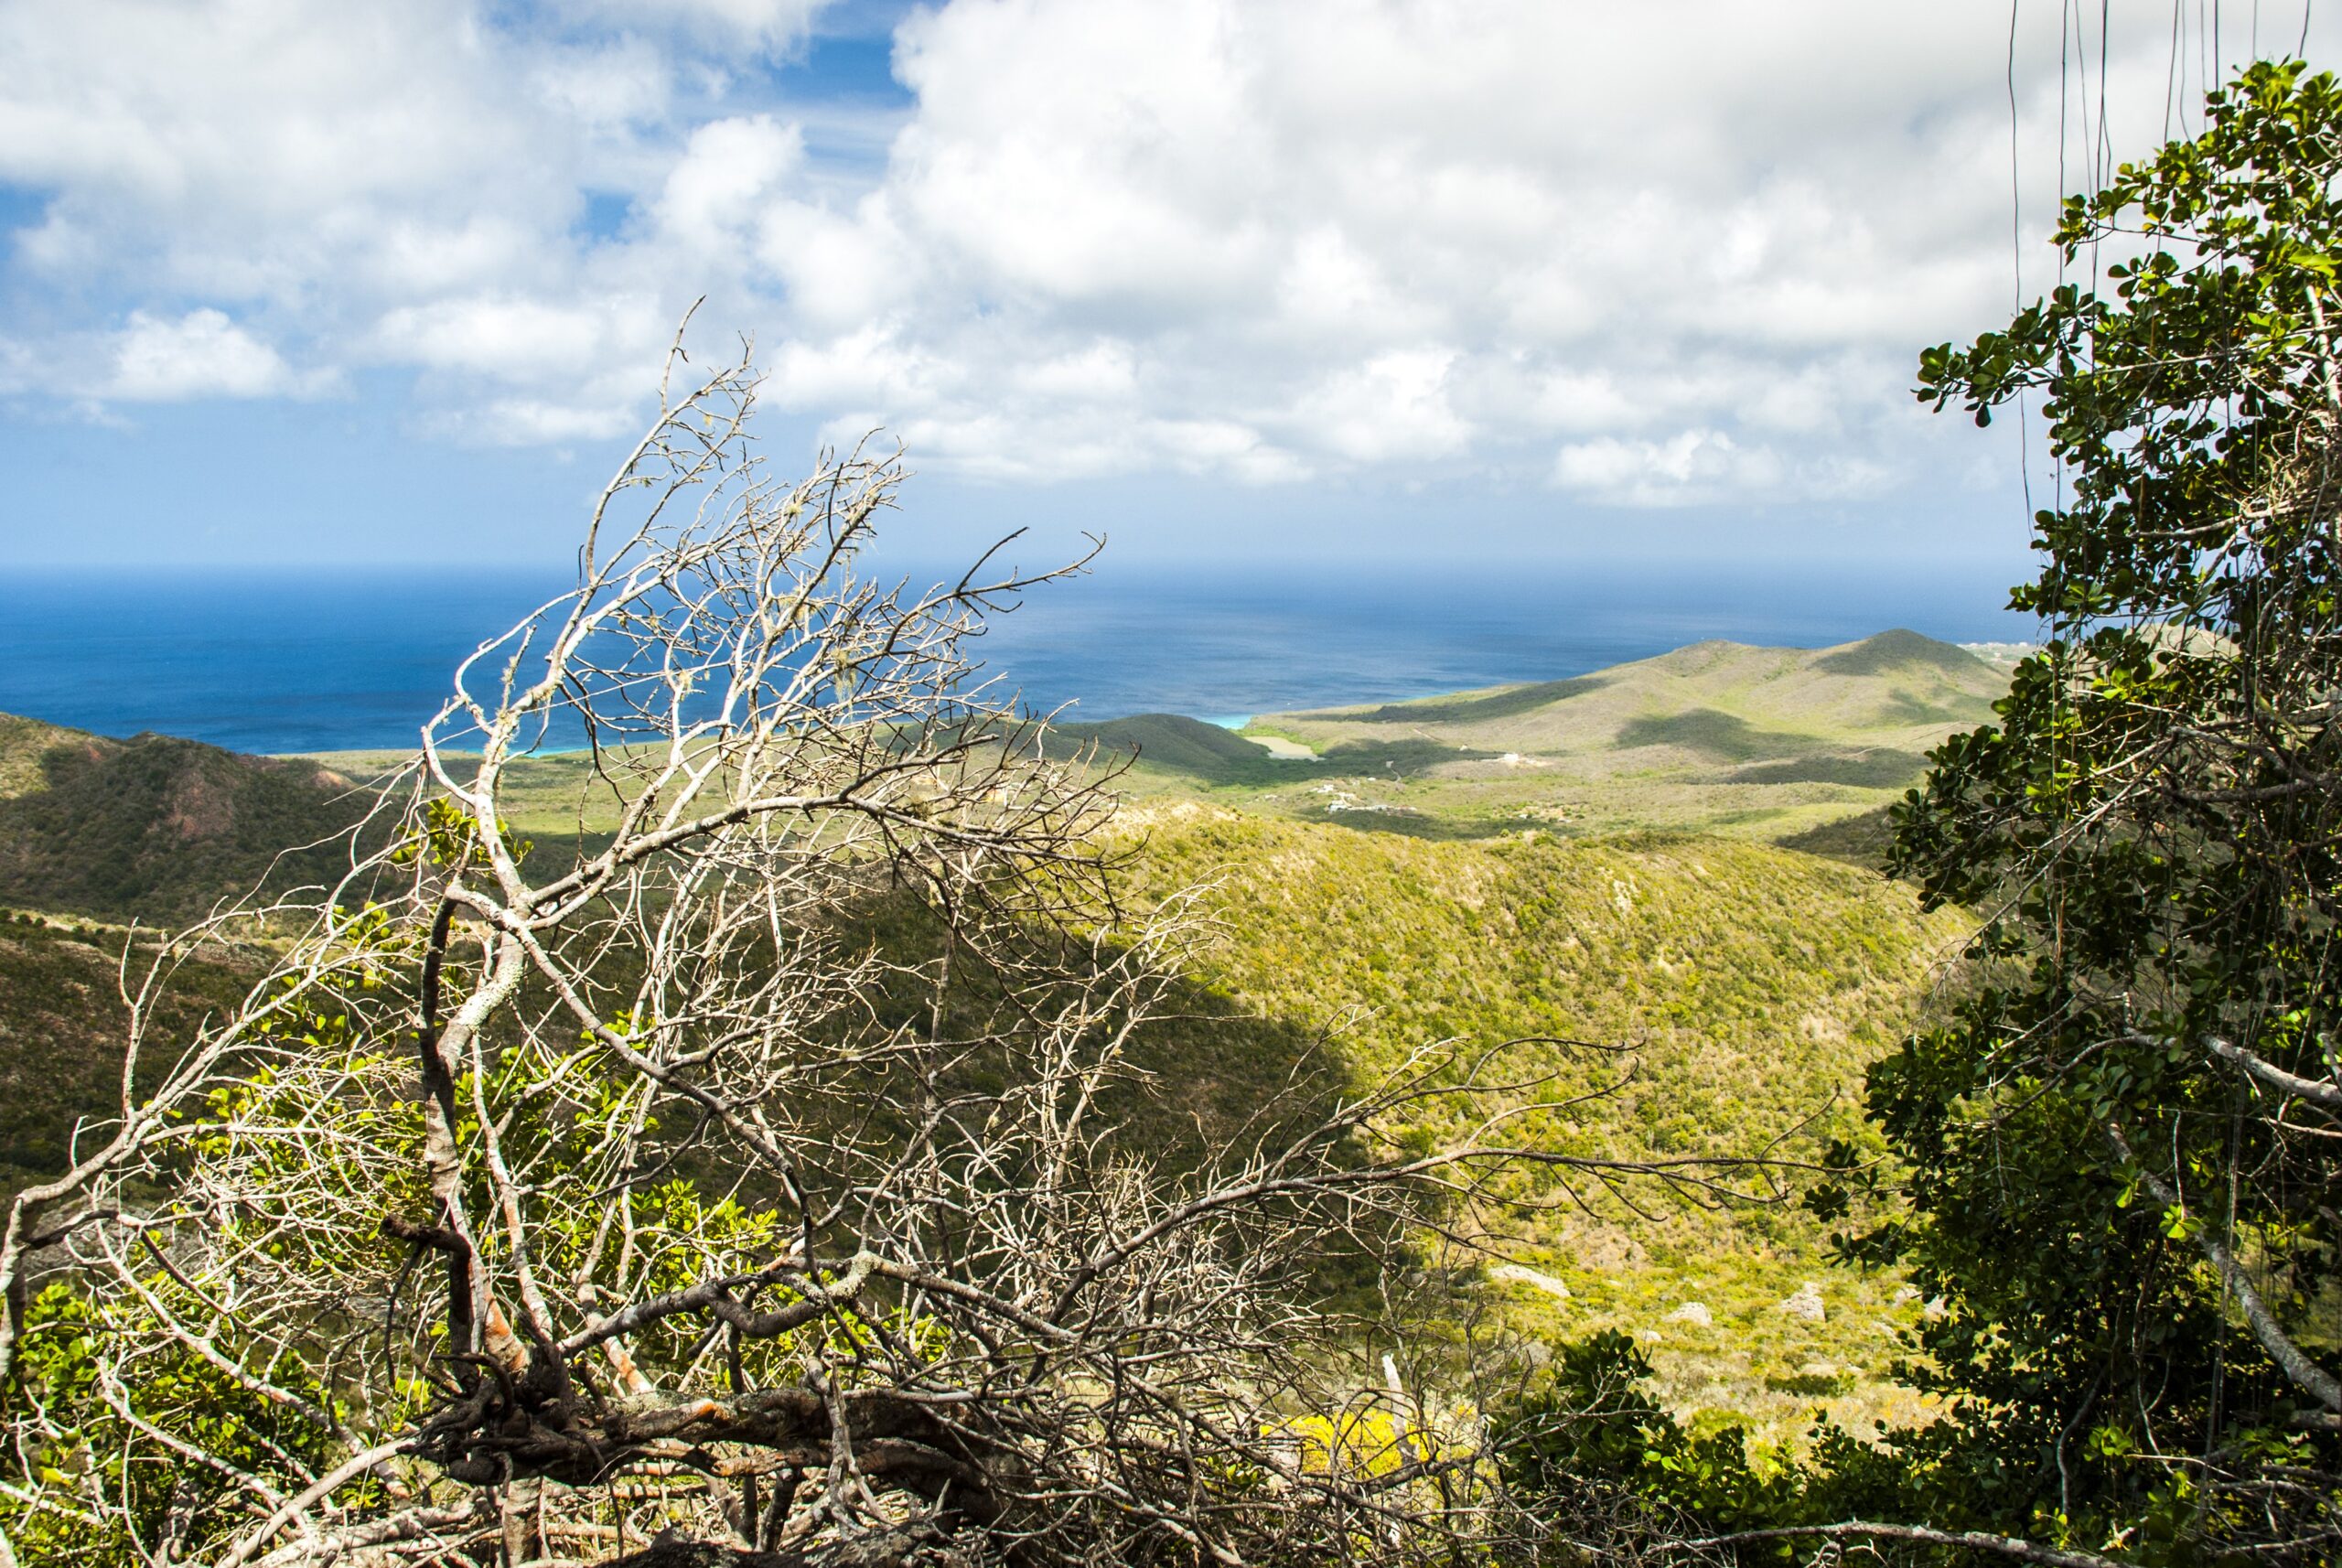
(0, 57), (2337, 1568)
(1104, 809), (1970, 1444)
(0, 716), (371, 924)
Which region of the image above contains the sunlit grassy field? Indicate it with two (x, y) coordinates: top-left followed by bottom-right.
(1058, 629), (2011, 852)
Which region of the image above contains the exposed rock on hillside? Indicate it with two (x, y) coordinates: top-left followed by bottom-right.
(0, 714), (373, 924)
(1776, 1281), (1828, 1322)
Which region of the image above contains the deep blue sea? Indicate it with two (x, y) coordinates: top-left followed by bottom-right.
(0, 561), (2036, 755)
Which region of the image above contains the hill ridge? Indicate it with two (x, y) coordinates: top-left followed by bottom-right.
(0, 626), (2009, 918)
(0, 715), (371, 923)
(1046, 629), (2009, 848)
(1252, 628), (1999, 755)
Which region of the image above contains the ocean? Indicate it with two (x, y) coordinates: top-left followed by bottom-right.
(0, 560), (2035, 755)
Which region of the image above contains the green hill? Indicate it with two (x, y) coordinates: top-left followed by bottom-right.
(0, 914), (259, 1195)
(287, 631), (2006, 854)
(0, 714), (374, 925)
(0, 631), (1997, 1441)
(1112, 805), (1971, 1438)
(1053, 713), (1298, 787)
(0, 767), (1965, 1442)
(1076, 631), (2015, 845)
(1119, 807), (1961, 1179)
(1265, 629), (2000, 759)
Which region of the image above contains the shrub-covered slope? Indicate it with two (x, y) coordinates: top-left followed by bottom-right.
(0, 638), (1989, 1437)
(1109, 805), (1971, 1436)
(0, 916), (257, 1195)
(1117, 805), (1965, 1215)
(0, 714), (372, 924)
(1054, 713), (1298, 786)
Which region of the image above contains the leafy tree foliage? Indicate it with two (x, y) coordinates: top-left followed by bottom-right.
(1866, 58), (2342, 1558)
(1500, 59), (2342, 1567)
(1497, 1331), (1982, 1564)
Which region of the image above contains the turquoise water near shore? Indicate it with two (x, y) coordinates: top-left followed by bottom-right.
(0, 560), (2032, 755)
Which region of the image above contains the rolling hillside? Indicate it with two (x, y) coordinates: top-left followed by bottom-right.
(1073, 630), (2014, 846)
(1264, 628), (2001, 758)
(1110, 806), (1972, 1438)
(281, 631), (2012, 855)
(0, 635), (1999, 1441)
(0, 916), (257, 1194)
(0, 714), (375, 924)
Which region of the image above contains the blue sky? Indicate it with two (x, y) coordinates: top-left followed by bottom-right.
(1, 0), (2330, 575)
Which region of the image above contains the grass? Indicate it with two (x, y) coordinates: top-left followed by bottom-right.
(1477, 1243), (1948, 1441)
(1054, 714), (1305, 788)
(1612, 707), (1822, 762)
(1725, 749), (1929, 789)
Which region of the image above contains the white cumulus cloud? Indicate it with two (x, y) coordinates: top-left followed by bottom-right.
(0, 0), (2328, 510)
(563, 0), (832, 51)
(104, 309), (312, 402)
(1554, 430), (1776, 508)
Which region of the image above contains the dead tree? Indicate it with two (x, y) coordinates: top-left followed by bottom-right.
(0, 327), (1768, 1568)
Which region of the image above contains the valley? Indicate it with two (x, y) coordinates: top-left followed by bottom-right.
(0, 628), (2004, 1447)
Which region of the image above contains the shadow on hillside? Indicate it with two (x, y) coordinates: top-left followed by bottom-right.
(1056, 715), (1294, 789)
(1878, 691), (1996, 726)
(1318, 737), (1502, 776)
(1308, 809), (1515, 843)
(661, 886), (1400, 1294)
(833, 888), (1355, 1181)
(1810, 628), (1983, 677)
(1115, 974), (1359, 1176)
(1335, 675), (1607, 725)
(1776, 805), (1897, 868)
(1727, 750), (1927, 789)
(0, 893), (1380, 1311)
(1614, 708), (1817, 764)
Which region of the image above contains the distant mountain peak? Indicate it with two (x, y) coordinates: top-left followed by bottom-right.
(1810, 628), (1989, 676)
